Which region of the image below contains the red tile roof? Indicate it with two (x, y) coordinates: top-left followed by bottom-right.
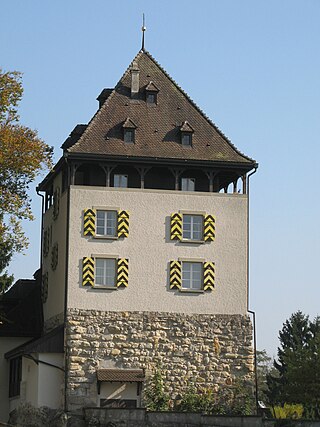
(67, 50), (255, 167)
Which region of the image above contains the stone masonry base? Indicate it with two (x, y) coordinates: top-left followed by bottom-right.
(66, 309), (254, 411)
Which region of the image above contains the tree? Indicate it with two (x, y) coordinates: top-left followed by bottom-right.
(256, 349), (275, 404)
(0, 69), (53, 293)
(267, 311), (320, 416)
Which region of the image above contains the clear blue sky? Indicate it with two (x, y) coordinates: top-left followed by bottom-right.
(1, 0), (320, 358)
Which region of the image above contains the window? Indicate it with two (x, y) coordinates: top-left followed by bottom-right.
(182, 262), (202, 290)
(146, 92), (157, 104)
(181, 177), (195, 191)
(114, 174), (128, 188)
(9, 357), (22, 397)
(124, 129), (135, 143)
(181, 133), (192, 146)
(183, 214), (203, 241)
(96, 210), (117, 237)
(95, 258), (116, 288)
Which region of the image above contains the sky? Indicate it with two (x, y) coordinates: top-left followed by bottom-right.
(1, 0), (320, 358)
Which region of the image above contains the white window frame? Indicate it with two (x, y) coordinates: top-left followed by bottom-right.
(96, 210), (117, 237)
(181, 261), (203, 291)
(182, 214), (203, 241)
(181, 177), (195, 191)
(94, 257), (117, 288)
(114, 174), (128, 188)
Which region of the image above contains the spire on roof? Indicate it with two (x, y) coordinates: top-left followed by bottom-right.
(141, 13), (146, 52)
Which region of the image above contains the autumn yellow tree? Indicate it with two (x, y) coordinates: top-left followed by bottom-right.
(0, 69), (53, 292)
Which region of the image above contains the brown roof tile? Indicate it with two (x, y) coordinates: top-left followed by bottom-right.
(97, 369), (145, 382)
(67, 50), (255, 166)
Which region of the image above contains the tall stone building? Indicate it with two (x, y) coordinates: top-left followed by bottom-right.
(2, 48), (257, 415)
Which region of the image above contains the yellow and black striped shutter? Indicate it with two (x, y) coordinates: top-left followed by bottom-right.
(84, 209), (96, 236)
(117, 258), (129, 287)
(203, 262), (215, 290)
(83, 257), (94, 286)
(118, 211), (129, 238)
(170, 213), (182, 240)
(169, 260), (182, 289)
(204, 214), (216, 241)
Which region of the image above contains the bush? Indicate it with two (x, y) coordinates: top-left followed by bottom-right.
(272, 403), (304, 419)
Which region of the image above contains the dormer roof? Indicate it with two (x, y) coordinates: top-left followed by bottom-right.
(66, 50), (256, 167)
(180, 121), (194, 133)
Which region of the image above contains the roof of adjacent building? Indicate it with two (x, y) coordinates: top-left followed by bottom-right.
(64, 50), (256, 167)
(0, 273), (42, 338)
(97, 369), (145, 382)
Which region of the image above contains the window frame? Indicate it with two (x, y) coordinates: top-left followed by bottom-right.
(182, 214), (204, 242)
(96, 210), (118, 238)
(94, 257), (117, 289)
(181, 177), (195, 191)
(181, 132), (192, 147)
(181, 261), (203, 291)
(124, 128), (135, 144)
(146, 91), (157, 104)
(114, 174), (128, 188)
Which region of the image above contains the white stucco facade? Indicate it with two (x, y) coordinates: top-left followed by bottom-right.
(67, 186), (248, 315)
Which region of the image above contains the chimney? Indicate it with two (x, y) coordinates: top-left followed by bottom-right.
(130, 60), (140, 98)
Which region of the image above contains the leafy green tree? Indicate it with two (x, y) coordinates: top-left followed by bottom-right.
(0, 69), (52, 293)
(143, 367), (170, 411)
(267, 311), (320, 417)
(256, 349), (275, 404)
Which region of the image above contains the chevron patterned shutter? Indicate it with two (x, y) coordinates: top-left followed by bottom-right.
(117, 258), (129, 287)
(83, 257), (94, 286)
(170, 213), (182, 240)
(203, 262), (215, 290)
(169, 260), (182, 289)
(84, 209), (96, 236)
(204, 214), (215, 241)
(118, 210), (129, 237)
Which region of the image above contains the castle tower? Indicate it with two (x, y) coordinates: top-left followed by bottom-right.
(34, 50), (256, 411)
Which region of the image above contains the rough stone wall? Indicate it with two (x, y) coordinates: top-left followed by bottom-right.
(66, 309), (254, 411)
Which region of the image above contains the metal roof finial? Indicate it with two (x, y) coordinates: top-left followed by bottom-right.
(141, 13), (146, 51)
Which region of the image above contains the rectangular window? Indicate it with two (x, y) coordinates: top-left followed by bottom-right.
(181, 177), (195, 191)
(182, 262), (202, 290)
(146, 92), (157, 104)
(124, 129), (135, 143)
(182, 133), (192, 146)
(183, 214), (203, 241)
(9, 357), (22, 398)
(95, 258), (116, 288)
(114, 174), (128, 188)
(96, 210), (117, 237)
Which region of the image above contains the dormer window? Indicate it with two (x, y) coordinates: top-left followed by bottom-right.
(145, 81), (159, 105)
(182, 133), (192, 146)
(124, 129), (135, 143)
(122, 118), (137, 144)
(180, 121), (194, 147)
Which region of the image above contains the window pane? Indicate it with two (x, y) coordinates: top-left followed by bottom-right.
(124, 129), (134, 143)
(95, 258), (116, 287)
(183, 215), (203, 240)
(182, 133), (192, 146)
(181, 178), (195, 191)
(114, 174), (128, 188)
(96, 211), (117, 236)
(146, 93), (156, 104)
(182, 262), (202, 290)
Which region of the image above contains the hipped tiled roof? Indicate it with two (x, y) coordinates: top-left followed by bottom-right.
(66, 50), (255, 166)
(97, 369), (145, 382)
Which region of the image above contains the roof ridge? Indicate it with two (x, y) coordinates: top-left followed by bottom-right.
(142, 50), (255, 163)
